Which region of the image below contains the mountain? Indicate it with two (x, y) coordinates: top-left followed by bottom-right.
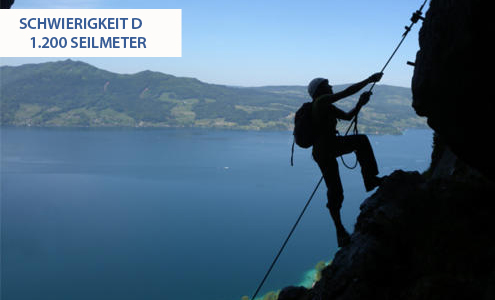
(0, 60), (426, 134)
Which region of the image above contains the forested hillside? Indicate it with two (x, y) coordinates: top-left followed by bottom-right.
(0, 60), (426, 133)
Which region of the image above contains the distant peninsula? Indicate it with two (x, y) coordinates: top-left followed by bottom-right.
(0, 59), (426, 134)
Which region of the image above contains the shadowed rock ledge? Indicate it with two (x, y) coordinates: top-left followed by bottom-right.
(304, 168), (495, 300)
(279, 0), (495, 299)
(280, 155), (495, 300)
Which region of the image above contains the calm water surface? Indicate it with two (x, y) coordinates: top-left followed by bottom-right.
(1, 127), (432, 300)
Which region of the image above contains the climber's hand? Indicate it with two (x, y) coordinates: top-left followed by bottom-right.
(358, 91), (372, 108)
(368, 72), (383, 83)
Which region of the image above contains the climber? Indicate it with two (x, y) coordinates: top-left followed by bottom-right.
(309, 73), (383, 247)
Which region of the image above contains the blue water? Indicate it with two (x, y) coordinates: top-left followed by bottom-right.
(1, 127), (432, 300)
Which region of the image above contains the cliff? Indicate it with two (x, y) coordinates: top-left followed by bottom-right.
(411, 0), (494, 181)
(279, 1), (495, 299)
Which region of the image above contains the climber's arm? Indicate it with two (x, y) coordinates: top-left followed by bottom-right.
(334, 91), (373, 121)
(333, 106), (358, 121)
(331, 72), (383, 102)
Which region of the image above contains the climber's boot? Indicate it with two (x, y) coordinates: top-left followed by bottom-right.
(364, 175), (383, 192)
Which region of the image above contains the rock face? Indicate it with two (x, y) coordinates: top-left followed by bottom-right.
(411, 0), (494, 180)
(1, 0), (15, 9)
(307, 170), (495, 300)
(281, 165), (495, 300)
(279, 1), (495, 299)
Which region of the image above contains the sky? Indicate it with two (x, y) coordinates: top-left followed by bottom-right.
(1, 0), (428, 87)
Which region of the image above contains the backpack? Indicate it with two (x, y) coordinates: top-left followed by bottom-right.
(291, 102), (314, 165)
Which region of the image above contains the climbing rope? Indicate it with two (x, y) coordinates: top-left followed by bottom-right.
(250, 2), (428, 299)
(250, 176), (324, 300)
(345, 0), (428, 136)
(339, 130), (359, 169)
(341, 0), (428, 169)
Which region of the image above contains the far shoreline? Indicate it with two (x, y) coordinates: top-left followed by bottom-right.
(0, 125), (430, 136)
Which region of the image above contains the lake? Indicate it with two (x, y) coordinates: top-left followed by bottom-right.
(1, 127), (432, 300)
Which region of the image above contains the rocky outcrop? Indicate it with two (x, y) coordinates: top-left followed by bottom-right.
(411, 0), (494, 180)
(281, 150), (495, 300)
(305, 169), (494, 300)
(1, 0), (15, 9)
(279, 0), (495, 299)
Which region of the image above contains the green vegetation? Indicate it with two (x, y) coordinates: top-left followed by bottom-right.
(1, 59), (427, 134)
(241, 290), (280, 300)
(314, 260), (330, 282)
(240, 260), (331, 300)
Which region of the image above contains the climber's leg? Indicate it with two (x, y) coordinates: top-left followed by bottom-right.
(335, 134), (381, 191)
(315, 155), (350, 247)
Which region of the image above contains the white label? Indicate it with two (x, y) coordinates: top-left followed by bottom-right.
(0, 9), (182, 57)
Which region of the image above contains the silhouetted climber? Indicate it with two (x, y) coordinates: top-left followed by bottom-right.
(309, 73), (383, 247)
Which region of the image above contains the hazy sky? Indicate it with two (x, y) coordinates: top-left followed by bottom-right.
(1, 0), (428, 87)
